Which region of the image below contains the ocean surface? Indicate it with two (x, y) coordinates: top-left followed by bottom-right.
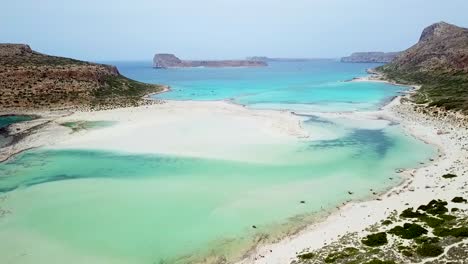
(0, 60), (435, 264)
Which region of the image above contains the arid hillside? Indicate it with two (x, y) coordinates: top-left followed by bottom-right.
(0, 44), (164, 110)
(377, 22), (468, 112)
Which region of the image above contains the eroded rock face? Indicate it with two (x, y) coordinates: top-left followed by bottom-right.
(341, 52), (401, 63)
(153, 54), (183, 68)
(152, 53), (267, 68)
(419, 22), (454, 42)
(388, 22), (468, 73)
(0, 44), (33, 56)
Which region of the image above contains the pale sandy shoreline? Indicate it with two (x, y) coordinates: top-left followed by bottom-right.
(0, 100), (308, 164)
(236, 77), (468, 264)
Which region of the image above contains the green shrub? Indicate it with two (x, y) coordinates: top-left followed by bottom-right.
(382, 220), (393, 225)
(400, 208), (424, 218)
(297, 252), (314, 260)
(364, 259), (396, 264)
(439, 214), (457, 221)
(419, 215), (445, 228)
(324, 247), (359, 263)
(452, 227), (468, 237)
(434, 227), (468, 237)
(362, 232), (388, 247)
(451, 197), (467, 203)
(418, 200), (448, 215)
(416, 243), (444, 257)
(442, 173), (457, 179)
(414, 236), (440, 244)
(388, 223), (428, 239)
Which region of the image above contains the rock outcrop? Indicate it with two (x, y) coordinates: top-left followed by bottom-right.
(381, 22), (468, 74)
(341, 52), (401, 63)
(153, 54), (267, 68)
(377, 22), (468, 112)
(0, 44), (164, 111)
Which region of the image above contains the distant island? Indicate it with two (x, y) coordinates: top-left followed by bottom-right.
(0, 44), (164, 111)
(341, 51), (401, 63)
(152, 53), (267, 68)
(247, 56), (322, 62)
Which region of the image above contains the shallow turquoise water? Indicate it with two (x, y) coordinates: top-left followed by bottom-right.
(0, 115), (35, 148)
(0, 115), (34, 129)
(0, 61), (435, 264)
(117, 60), (404, 112)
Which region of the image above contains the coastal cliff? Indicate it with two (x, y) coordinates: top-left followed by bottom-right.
(341, 52), (401, 63)
(377, 22), (468, 112)
(153, 53), (267, 68)
(0, 44), (164, 111)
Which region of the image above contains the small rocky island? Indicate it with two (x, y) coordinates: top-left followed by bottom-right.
(153, 53), (267, 68)
(341, 52), (401, 63)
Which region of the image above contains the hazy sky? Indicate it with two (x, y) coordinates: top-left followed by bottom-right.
(2, 0), (468, 61)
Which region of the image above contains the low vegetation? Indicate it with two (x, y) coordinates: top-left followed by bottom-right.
(388, 223), (427, 239)
(452, 197), (467, 203)
(293, 195), (468, 264)
(415, 243), (444, 257)
(378, 67), (468, 112)
(442, 173), (458, 179)
(362, 232), (388, 247)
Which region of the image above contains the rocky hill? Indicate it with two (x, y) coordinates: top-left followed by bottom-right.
(153, 54), (267, 68)
(0, 44), (164, 111)
(377, 22), (468, 112)
(341, 52), (400, 63)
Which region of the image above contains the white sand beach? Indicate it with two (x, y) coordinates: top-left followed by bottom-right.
(237, 89), (468, 264)
(2, 100), (308, 164)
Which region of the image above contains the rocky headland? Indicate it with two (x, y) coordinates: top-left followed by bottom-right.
(341, 52), (401, 63)
(153, 53), (267, 68)
(377, 22), (468, 113)
(0, 44), (165, 111)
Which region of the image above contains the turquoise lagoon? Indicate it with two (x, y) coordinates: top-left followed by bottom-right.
(0, 61), (435, 264)
(0, 115), (34, 129)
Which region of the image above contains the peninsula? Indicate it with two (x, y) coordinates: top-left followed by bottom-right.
(341, 51), (401, 63)
(0, 44), (164, 111)
(152, 53), (267, 68)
